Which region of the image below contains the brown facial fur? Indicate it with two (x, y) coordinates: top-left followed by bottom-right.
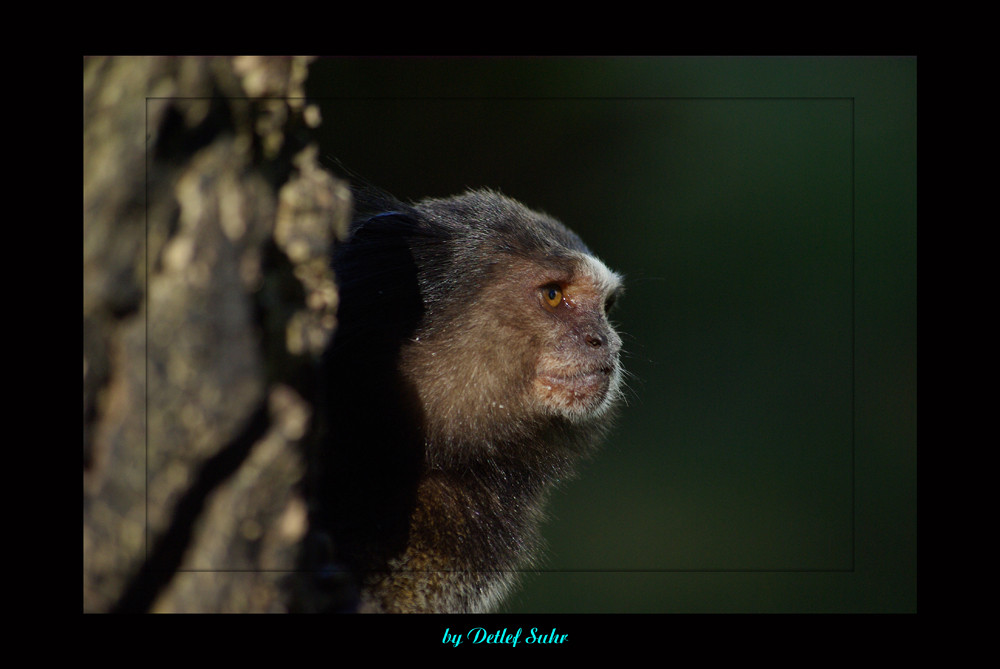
(399, 251), (621, 462)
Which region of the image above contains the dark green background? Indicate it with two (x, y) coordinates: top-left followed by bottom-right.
(306, 57), (916, 612)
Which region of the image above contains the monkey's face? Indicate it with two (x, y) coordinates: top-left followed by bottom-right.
(525, 253), (623, 423)
(401, 248), (623, 456)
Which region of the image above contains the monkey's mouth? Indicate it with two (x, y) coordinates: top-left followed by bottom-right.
(535, 366), (613, 408)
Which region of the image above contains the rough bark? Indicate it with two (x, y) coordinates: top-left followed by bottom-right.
(83, 56), (350, 612)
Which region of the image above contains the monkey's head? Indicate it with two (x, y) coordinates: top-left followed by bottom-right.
(345, 189), (624, 468)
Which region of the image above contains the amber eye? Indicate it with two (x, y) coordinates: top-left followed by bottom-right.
(542, 284), (563, 309)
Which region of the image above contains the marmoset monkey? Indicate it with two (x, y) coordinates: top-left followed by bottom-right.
(318, 186), (624, 613)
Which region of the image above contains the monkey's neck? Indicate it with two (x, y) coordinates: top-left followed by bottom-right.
(359, 442), (577, 613)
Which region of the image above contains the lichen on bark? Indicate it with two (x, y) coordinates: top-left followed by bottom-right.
(83, 55), (350, 612)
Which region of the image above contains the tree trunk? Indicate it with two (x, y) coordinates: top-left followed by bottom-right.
(83, 56), (350, 612)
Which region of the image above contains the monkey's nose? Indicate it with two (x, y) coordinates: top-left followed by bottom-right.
(585, 328), (622, 355)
